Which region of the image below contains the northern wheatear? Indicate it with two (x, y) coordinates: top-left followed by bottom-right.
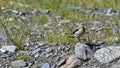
(70, 23), (85, 41)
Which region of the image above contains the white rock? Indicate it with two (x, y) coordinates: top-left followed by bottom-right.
(94, 46), (120, 63)
(0, 48), (7, 53)
(2, 45), (17, 53)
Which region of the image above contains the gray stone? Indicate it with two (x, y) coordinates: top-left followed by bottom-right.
(54, 57), (60, 62)
(94, 46), (120, 63)
(11, 60), (26, 67)
(31, 48), (41, 55)
(57, 59), (66, 67)
(34, 45), (39, 49)
(46, 53), (53, 58)
(51, 65), (56, 68)
(41, 63), (50, 68)
(22, 67), (29, 68)
(28, 62), (33, 66)
(0, 38), (5, 45)
(0, 48), (7, 53)
(75, 43), (93, 60)
(34, 53), (39, 57)
(38, 42), (46, 46)
(92, 39), (105, 46)
(2, 45), (17, 53)
(46, 48), (53, 53)
(0, 64), (2, 67)
(105, 8), (118, 16)
(112, 59), (120, 68)
(1, 54), (9, 58)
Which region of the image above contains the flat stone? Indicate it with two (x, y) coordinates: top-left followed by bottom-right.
(38, 42), (46, 46)
(51, 64), (56, 68)
(11, 60), (26, 67)
(2, 45), (17, 53)
(94, 46), (120, 63)
(1, 54), (9, 58)
(0, 38), (5, 45)
(75, 43), (93, 60)
(46, 53), (53, 58)
(46, 48), (53, 53)
(34, 53), (39, 57)
(66, 55), (77, 65)
(0, 64), (2, 67)
(0, 48), (7, 53)
(41, 63), (50, 68)
(112, 59), (120, 68)
(57, 59), (66, 67)
(31, 48), (41, 55)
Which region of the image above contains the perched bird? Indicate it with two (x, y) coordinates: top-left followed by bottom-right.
(70, 23), (85, 41)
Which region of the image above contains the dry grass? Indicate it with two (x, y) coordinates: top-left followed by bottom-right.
(0, 0), (119, 49)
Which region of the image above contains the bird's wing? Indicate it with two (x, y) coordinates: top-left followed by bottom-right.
(72, 28), (79, 34)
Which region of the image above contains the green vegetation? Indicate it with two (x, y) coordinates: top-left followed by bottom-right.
(17, 53), (28, 60)
(0, 0), (119, 49)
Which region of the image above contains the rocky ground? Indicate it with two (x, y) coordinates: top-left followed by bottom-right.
(0, 7), (120, 68)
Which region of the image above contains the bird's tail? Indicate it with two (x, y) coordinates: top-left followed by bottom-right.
(68, 35), (75, 38)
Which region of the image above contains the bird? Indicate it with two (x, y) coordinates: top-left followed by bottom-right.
(69, 23), (85, 41)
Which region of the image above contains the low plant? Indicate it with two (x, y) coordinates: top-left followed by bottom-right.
(17, 53), (28, 60)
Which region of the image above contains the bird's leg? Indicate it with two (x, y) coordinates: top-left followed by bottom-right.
(77, 37), (80, 41)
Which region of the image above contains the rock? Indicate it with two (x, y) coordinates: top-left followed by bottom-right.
(112, 59), (120, 68)
(54, 56), (60, 62)
(75, 43), (93, 60)
(1, 54), (9, 58)
(94, 46), (120, 63)
(51, 64), (56, 68)
(61, 53), (67, 57)
(57, 46), (62, 51)
(60, 55), (81, 68)
(31, 64), (39, 68)
(34, 53), (39, 57)
(28, 62), (33, 67)
(49, 42), (58, 46)
(11, 10), (19, 14)
(0, 48), (7, 53)
(2, 45), (17, 53)
(46, 53), (53, 58)
(66, 55), (77, 65)
(105, 8), (117, 16)
(31, 48), (41, 55)
(11, 60), (26, 67)
(57, 59), (66, 67)
(91, 39), (105, 46)
(22, 67), (29, 68)
(46, 48), (53, 53)
(0, 38), (5, 45)
(41, 63), (50, 68)
(34, 45), (39, 49)
(0, 64), (2, 67)
(38, 42), (46, 46)
(65, 47), (70, 51)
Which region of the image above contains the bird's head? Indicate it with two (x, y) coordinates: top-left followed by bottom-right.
(78, 23), (84, 28)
